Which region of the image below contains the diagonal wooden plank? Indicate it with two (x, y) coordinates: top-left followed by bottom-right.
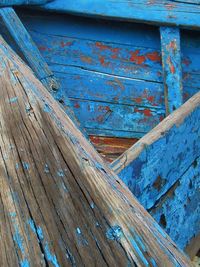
(0, 36), (192, 266)
(111, 90), (200, 252)
(160, 26), (183, 114)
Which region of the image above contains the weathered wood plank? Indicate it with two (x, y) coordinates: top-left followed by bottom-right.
(0, 0), (51, 6)
(0, 36), (192, 267)
(111, 91), (200, 251)
(38, 0), (200, 29)
(160, 26), (183, 114)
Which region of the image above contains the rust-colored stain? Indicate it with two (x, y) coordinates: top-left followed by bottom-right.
(98, 105), (110, 112)
(39, 46), (47, 51)
(60, 41), (73, 47)
(74, 103), (80, 108)
(99, 56), (109, 66)
(95, 42), (120, 59)
(134, 97), (142, 103)
(81, 56), (92, 64)
(146, 51), (161, 62)
(130, 50), (161, 64)
(164, 3), (176, 10)
(182, 58), (191, 66)
(168, 57), (175, 74)
(147, 95), (155, 102)
(135, 107), (152, 117)
(130, 50), (146, 65)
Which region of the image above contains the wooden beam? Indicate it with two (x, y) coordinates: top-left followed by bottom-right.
(0, 36), (192, 266)
(0, 0), (52, 6)
(38, 0), (200, 29)
(0, 7), (87, 136)
(111, 90), (200, 251)
(160, 26), (183, 114)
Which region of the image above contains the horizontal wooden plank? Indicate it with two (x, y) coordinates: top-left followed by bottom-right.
(0, 36), (192, 267)
(37, 0), (200, 29)
(70, 99), (165, 138)
(111, 91), (200, 250)
(89, 135), (138, 163)
(0, 0), (52, 6)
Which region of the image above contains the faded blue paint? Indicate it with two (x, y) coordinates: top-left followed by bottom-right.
(20, 259), (30, 267)
(129, 237), (149, 267)
(8, 96), (18, 103)
(27, 219), (36, 234)
(57, 169), (64, 177)
(160, 27), (183, 114)
(44, 243), (60, 267)
(106, 225), (123, 241)
(43, 103), (52, 113)
(22, 162), (29, 170)
(13, 224), (25, 254)
(15, 163), (19, 169)
(44, 163), (50, 173)
(76, 227), (81, 235)
(37, 226), (44, 240)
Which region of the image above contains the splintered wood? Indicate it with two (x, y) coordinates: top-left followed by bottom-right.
(0, 37), (192, 266)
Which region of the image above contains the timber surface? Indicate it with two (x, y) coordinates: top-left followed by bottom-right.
(14, 10), (200, 138)
(0, 37), (192, 266)
(38, 0), (200, 29)
(111, 91), (200, 251)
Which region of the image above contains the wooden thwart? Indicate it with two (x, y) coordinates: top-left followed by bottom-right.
(0, 37), (192, 266)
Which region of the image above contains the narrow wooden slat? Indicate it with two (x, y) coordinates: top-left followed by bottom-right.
(0, 36), (192, 266)
(111, 90), (200, 251)
(160, 26), (183, 114)
(0, 0), (52, 6)
(38, 0), (200, 29)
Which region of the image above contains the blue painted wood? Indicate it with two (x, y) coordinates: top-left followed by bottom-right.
(111, 91), (200, 250)
(17, 11), (200, 138)
(160, 26), (183, 114)
(0, 35), (192, 267)
(0, 0), (52, 6)
(38, 0), (200, 29)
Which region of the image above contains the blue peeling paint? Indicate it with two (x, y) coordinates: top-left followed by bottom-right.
(76, 228), (81, 235)
(43, 103), (52, 113)
(22, 162), (29, 170)
(37, 226), (44, 240)
(16, 163), (19, 170)
(44, 243), (60, 267)
(20, 259), (30, 267)
(150, 258), (158, 267)
(44, 164), (50, 173)
(130, 238), (149, 267)
(27, 219), (36, 234)
(90, 202), (95, 209)
(57, 169), (64, 177)
(8, 96), (18, 103)
(106, 225), (123, 241)
(13, 224), (25, 254)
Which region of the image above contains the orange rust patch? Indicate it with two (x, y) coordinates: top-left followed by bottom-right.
(81, 56), (92, 64)
(74, 103), (80, 108)
(146, 51), (161, 62)
(135, 107), (152, 117)
(60, 41), (73, 47)
(130, 50), (145, 65)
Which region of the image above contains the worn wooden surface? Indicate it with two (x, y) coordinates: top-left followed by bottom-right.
(111, 91), (200, 251)
(160, 26), (183, 114)
(15, 10), (200, 138)
(90, 136), (138, 163)
(0, 37), (193, 266)
(37, 0), (200, 29)
(0, 0), (51, 6)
